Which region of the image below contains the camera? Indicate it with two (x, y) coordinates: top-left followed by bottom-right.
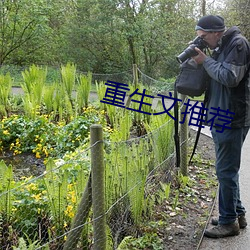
(176, 36), (208, 64)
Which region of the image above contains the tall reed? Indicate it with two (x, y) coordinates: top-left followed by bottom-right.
(43, 159), (68, 233)
(43, 84), (56, 114)
(61, 63), (76, 103)
(0, 73), (12, 116)
(76, 72), (92, 112)
(21, 65), (47, 118)
(145, 114), (175, 164)
(0, 161), (14, 222)
(96, 81), (107, 111)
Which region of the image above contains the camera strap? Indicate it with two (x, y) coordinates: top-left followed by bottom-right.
(174, 83), (181, 168)
(188, 91), (208, 165)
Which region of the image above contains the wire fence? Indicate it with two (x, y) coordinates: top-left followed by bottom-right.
(0, 65), (191, 249)
(0, 114), (188, 249)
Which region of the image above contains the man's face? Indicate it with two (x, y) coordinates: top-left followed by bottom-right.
(196, 30), (222, 49)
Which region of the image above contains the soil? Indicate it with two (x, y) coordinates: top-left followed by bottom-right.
(158, 129), (217, 250)
(0, 152), (45, 180)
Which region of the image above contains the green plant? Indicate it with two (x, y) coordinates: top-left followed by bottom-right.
(96, 81), (108, 111)
(144, 113), (175, 164)
(21, 65), (47, 118)
(43, 159), (69, 224)
(0, 108), (102, 158)
(109, 109), (132, 141)
(43, 84), (56, 114)
(12, 176), (49, 241)
(60, 62), (76, 102)
(178, 173), (191, 189)
(12, 232), (50, 250)
(127, 83), (152, 125)
(0, 73), (12, 116)
(105, 137), (153, 234)
(172, 190), (180, 210)
(157, 182), (171, 203)
(76, 72), (92, 110)
(0, 161), (15, 222)
(117, 233), (163, 250)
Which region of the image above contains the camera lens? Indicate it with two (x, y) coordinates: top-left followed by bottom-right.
(176, 44), (198, 63)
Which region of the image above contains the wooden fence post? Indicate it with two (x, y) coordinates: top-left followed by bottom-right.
(63, 175), (92, 250)
(133, 64), (138, 87)
(91, 124), (106, 250)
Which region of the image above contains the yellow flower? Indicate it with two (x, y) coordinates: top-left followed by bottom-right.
(32, 193), (42, 201)
(14, 149), (22, 155)
(12, 207), (17, 212)
(36, 152), (41, 159)
(43, 147), (49, 157)
(3, 130), (9, 135)
(71, 195), (76, 204)
(65, 205), (74, 218)
(26, 183), (37, 191)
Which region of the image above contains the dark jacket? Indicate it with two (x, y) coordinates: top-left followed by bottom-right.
(203, 26), (250, 128)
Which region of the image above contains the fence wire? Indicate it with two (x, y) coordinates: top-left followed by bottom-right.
(0, 114), (187, 249)
(0, 66), (189, 249)
(137, 67), (174, 92)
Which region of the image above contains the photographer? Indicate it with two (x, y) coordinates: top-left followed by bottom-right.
(192, 15), (250, 238)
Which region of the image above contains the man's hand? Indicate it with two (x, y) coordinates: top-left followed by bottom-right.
(192, 47), (207, 64)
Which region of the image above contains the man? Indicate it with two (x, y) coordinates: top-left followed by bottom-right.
(192, 15), (250, 238)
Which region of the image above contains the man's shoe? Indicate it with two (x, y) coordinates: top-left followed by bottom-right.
(204, 222), (240, 238)
(211, 214), (247, 229)
(238, 215), (248, 228)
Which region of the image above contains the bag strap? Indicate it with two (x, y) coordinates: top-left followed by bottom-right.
(174, 84), (208, 167)
(175, 48), (210, 166)
(188, 91), (208, 164)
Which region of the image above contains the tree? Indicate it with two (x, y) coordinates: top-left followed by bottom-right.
(0, 0), (50, 65)
(220, 0), (250, 39)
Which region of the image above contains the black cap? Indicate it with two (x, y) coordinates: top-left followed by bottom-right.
(195, 15), (225, 32)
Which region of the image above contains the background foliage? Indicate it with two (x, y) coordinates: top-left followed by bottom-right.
(1, 0), (249, 80)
